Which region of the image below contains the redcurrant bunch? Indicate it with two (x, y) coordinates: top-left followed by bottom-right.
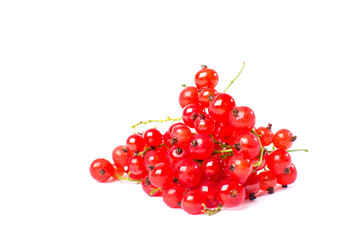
(89, 63), (307, 215)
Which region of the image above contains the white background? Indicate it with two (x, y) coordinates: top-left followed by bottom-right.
(1, 1), (359, 239)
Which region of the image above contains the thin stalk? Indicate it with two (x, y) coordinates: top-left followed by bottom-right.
(223, 62), (245, 93)
(131, 116), (182, 130)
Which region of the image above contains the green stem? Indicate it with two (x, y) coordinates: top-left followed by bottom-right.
(149, 187), (162, 197)
(213, 148), (234, 154)
(268, 148), (308, 154)
(131, 117), (182, 129)
(252, 137), (264, 173)
(210, 135), (232, 149)
(223, 62), (245, 93)
(201, 204), (222, 216)
(114, 173), (141, 184)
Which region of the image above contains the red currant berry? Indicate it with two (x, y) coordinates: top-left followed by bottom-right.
(276, 163), (297, 186)
(258, 171), (277, 193)
(182, 103), (205, 128)
(189, 134), (214, 160)
(201, 155), (226, 181)
(128, 156), (147, 176)
(209, 93), (236, 122)
(179, 86), (199, 108)
(226, 154), (252, 183)
(194, 113), (216, 135)
(273, 129), (296, 150)
(243, 172), (261, 200)
(163, 184), (186, 208)
(167, 145), (192, 166)
(175, 159), (202, 188)
(198, 179), (220, 208)
(144, 150), (168, 171)
(232, 132), (261, 159)
(112, 145), (131, 172)
(194, 65), (219, 89)
(170, 124), (192, 146)
(141, 176), (163, 197)
(228, 106), (256, 132)
(212, 121), (234, 144)
(181, 189), (206, 215)
(255, 124), (274, 147)
(113, 164), (125, 178)
(198, 87), (218, 107)
(126, 134), (145, 152)
(143, 128), (163, 147)
(90, 158), (115, 182)
(217, 179), (245, 208)
(267, 148), (292, 175)
(148, 163), (175, 188)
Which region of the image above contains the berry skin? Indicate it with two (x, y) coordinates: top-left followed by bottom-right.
(179, 86), (199, 108)
(209, 93), (236, 122)
(144, 149), (168, 171)
(255, 125), (274, 147)
(181, 189), (206, 215)
(143, 128), (163, 147)
(273, 129), (296, 150)
(228, 106), (256, 132)
(182, 103), (205, 128)
(232, 132), (261, 159)
(189, 134), (214, 160)
(167, 145), (192, 166)
(243, 172), (261, 200)
(112, 145), (131, 172)
(194, 66), (219, 89)
(141, 176), (163, 197)
(126, 134), (145, 152)
(198, 87), (218, 107)
(267, 149), (292, 175)
(217, 179), (245, 208)
(194, 113), (215, 135)
(226, 154), (252, 184)
(175, 159), (202, 188)
(198, 179), (220, 208)
(148, 163), (175, 188)
(163, 184), (186, 208)
(170, 124), (192, 146)
(277, 163), (297, 186)
(90, 158), (115, 182)
(128, 156), (147, 176)
(201, 156), (226, 181)
(258, 171), (277, 193)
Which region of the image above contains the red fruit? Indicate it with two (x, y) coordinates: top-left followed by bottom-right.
(90, 158), (115, 182)
(198, 180), (220, 208)
(217, 179), (245, 208)
(251, 151), (268, 171)
(182, 103), (205, 128)
(181, 189), (206, 215)
(232, 132), (261, 159)
(194, 113), (216, 135)
(128, 156), (147, 176)
(209, 93), (236, 122)
(167, 145), (192, 166)
(226, 154), (252, 183)
(198, 87), (218, 107)
(243, 172), (261, 200)
(194, 66), (219, 89)
(273, 129), (296, 150)
(170, 124), (192, 146)
(175, 159), (202, 188)
(277, 163), (297, 186)
(163, 184), (186, 208)
(228, 106), (256, 132)
(144, 150), (168, 171)
(267, 149), (292, 175)
(258, 171), (277, 193)
(112, 145), (131, 172)
(126, 134), (145, 152)
(141, 176), (163, 197)
(143, 128), (163, 147)
(201, 156), (226, 181)
(113, 164), (125, 178)
(255, 124), (274, 147)
(212, 121), (234, 144)
(148, 163), (175, 188)
(179, 86), (199, 108)
(189, 134), (214, 160)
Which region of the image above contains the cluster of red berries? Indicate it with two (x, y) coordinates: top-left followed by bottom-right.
(90, 64), (306, 215)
